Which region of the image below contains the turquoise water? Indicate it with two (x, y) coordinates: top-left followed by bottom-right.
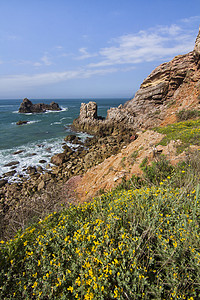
(0, 98), (128, 181)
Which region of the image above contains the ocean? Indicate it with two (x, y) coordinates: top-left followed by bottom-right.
(0, 98), (128, 182)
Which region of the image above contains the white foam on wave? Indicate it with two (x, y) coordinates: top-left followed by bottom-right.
(0, 137), (65, 182)
(50, 122), (62, 125)
(28, 120), (41, 124)
(45, 107), (68, 114)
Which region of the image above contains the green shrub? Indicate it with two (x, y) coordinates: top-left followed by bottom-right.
(140, 155), (174, 185)
(176, 109), (200, 121)
(154, 119), (200, 153)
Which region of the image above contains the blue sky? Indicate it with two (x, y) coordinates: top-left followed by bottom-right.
(0, 0), (200, 99)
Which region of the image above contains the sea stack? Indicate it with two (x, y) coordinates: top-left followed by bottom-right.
(19, 98), (61, 113)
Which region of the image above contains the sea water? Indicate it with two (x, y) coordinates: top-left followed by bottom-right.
(0, 98), (128, 181)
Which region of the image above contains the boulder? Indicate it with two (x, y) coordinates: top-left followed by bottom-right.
(39, 160), (47, 164)
(27, 166), (37, 175)
(38, 180), (45, 191)
(0, 179), (8, 187)
(13, 150), (24, 155)
(4, 161), (19, 167)
(18, 98), (61, 113)
(51, 153), (66, 165)
(16, 120), (28, 125)
(3, 170), (17, 177)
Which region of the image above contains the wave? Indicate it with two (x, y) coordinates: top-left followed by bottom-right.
(50, 122), (62, 125)
(45, 107), (68, 114)
(0, 137), (65, 182)
(27, 120), (41, 124)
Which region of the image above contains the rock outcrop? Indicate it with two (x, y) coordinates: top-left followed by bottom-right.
(19, 98), (61, 113)
(73, 27), (200, 132)
(16, 120), (28, 125)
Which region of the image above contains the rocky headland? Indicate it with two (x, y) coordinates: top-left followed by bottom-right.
(73, 26), (200, 133)
(1, 27), (200, 239)
(18, 98), (61, 113)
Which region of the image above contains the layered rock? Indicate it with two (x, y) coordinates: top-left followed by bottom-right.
(19, 98), (61, 113)
(73, 27), (200, 132)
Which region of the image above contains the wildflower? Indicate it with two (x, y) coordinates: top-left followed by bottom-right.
(32, 281), (38, 288)
(67, 286), (73, 293)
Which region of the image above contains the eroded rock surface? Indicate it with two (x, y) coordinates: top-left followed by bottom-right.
(73, 27), (200, 132)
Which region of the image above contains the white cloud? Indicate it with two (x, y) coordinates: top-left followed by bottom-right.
(41, 54), (53, 66)
(0, 67), (118, 91)
(75, 47), (98, 60)
(88, 24), (196, 68)
(0, 21), (199, 95)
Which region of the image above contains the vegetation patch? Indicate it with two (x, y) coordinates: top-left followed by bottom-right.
(154, 118), (200, 152)
(1, 152), (200, 299)
(176, 109), (200, 121)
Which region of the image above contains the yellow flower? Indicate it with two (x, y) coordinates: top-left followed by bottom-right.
(32, 281), (38, 288)
(67, 286), (73, 293)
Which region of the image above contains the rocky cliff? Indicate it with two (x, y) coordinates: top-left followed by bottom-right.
(73, 27), (200, 132)
(19, 98), (61, 113)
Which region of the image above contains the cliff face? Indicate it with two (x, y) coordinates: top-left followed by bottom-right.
(73, 27), (200, 132)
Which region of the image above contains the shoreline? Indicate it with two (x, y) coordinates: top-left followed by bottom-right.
(0, 115), (134, 239)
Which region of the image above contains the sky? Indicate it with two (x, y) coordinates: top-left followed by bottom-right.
(0, 0), (200, 99)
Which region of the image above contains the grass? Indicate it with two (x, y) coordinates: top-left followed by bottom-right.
(0, 156), (200, 299)
(153, 118), (200, 153)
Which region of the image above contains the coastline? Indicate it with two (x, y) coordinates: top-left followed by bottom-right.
(0, 98), (128, 183)
(0, 98), (132, 239)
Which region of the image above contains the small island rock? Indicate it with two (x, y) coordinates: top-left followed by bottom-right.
(16, 120), (28, 125)
(19, 98), (61, 113)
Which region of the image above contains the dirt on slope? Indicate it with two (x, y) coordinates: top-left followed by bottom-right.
(65, 129), (194, 203)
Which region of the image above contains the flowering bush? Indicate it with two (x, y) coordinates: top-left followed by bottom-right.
(0, 181), (199, 299)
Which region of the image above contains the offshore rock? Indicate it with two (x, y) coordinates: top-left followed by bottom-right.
(19, 98), (61, 113)
(16, 120), (28, 125)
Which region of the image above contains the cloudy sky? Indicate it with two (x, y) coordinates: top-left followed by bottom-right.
(0, 0), (200, 99)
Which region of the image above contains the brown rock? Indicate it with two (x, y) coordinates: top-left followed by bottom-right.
(51, 153), (66, 165)
(16, 120), (28, 125)
(13, 150), (24, 155)
(4, 161), (19, 167)
(0, 179), (8, 187)
(38, 180), (45, 191)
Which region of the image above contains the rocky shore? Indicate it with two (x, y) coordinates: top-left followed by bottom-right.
(1, 26), (200, 240)
(0, 107), (136, 239)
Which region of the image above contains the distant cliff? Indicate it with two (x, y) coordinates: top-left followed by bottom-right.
(73, 26), (200, 133)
